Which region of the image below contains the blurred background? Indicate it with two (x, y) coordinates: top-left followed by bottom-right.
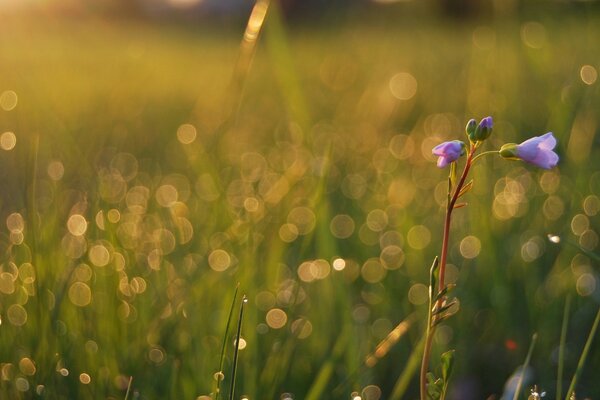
(0, 0), (599, 399)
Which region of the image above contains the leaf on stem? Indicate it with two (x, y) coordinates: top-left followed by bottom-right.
(426, 373), (443, 400)
(449, 162), (457, 189)
(432, 300), (460, 326)
(440, 350), (455, 400)
(434, 284), (456, 302)
(453, 202), (468, 209)
(429, 257), (439, 301)
(431, 298), (457, 316)
(457, 180), (473, 198)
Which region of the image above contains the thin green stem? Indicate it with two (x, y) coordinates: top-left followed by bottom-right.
(215, 284), (240, 400)
(390, 336), (426, 400)
(565, 306), (600, 400)
(124, 376), (133, 400)
(420, 144), (476, 400)
(513, 333), (537, 400)
(471, 150), (499, 164)
(419, 328), (437, 400)
(557, 296), (571, 399)
(228, 295), (248, 400)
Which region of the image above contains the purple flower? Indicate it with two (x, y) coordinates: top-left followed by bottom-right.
(432, 140), (465, 168)
(516, 132), (559, 169)
(500, 132), (559, 169)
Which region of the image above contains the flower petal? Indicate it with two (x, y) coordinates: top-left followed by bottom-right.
(437, 156), (450, 168)
(537, 132), (556, 151)
(516, 137), (540, 162)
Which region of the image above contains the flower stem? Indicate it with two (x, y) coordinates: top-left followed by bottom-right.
(439, 145), (474, 291)
(471, 150), (499, 164)
(419, 144), (476, 400)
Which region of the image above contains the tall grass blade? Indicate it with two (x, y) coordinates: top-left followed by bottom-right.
(215, 284), (240, 400)
(229, 0), (271, 121)
(306, 329), (348, 400)
(263, 0), (311, 130)
(124, 376), (133, 400)
(512, 333), (537, 400)
(228, 295), (248, 400)
(565, 307), (600, 400)
(389, 336), (425, 400)
(332, 314), (415, 397)
(557, 295), (572, 399)
(365, 314), (415, 369)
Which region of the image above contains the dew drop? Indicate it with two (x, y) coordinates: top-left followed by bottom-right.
(547, 234), (561, 244)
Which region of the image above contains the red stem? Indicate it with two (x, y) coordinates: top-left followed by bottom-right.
(419, 144), (476, 400)
(438, 144), (475, 293)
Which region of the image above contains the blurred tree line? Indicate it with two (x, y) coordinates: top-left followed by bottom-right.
(9, 0), (599, 19)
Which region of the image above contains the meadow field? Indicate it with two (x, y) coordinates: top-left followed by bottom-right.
(0, 3), (599, 399)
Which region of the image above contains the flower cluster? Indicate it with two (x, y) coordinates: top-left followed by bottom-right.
(421, 116), (559, 400)
(431, 116), (559, 170)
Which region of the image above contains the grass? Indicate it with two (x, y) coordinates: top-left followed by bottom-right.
(513, 333), (537, 400)
(0, 4), (599, 399)
(565, 307), (600, 400)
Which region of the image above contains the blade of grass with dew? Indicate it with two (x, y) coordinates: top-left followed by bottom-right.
(228, 295), (248, 400)
(547, 234), (600, 264)
(565, 306), (600, 400)
(214, 284), (240, 400)
(513, 333), (538, 400)
(557, 295), (572, 400)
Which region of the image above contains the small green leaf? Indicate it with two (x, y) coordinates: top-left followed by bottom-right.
(449, 162), (457, 189)
(434, 284), (456, 302)
(426, 373), (443, 400)
(440, 350), (455, 385)
(458, 179), (473, 197)
(429, 257), (439, 301)
(432, 298), (457, 316)
(432, 301), (460, 326)
(426, 372), (436, 385)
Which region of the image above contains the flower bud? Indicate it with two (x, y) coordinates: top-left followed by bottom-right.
(465, 119), (477, 139)
(469, 116), (493, 142)
(499, 143), (519, 159)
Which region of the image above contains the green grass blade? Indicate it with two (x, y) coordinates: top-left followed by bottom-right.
(228, 295), (248, 400)
(513, 333), (537, 400)
(215, 284), (240, 400)
(124, 376), (133, 400)
(263, 0), (310, 130)
(389, 336), (425, 400)
(565, 307), (600, 400)
(306, 329), (348, 400)
(557, 295), (572, 399)
(228, 0), (271, 123)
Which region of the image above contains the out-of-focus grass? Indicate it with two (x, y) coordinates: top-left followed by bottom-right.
(0, 5), (600, 399)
